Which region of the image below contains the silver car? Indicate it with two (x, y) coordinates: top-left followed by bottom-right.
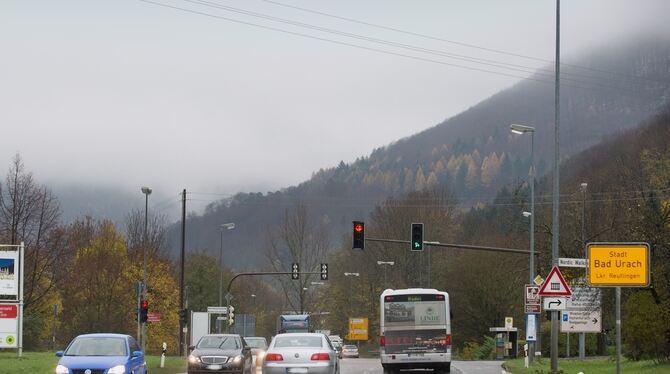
(262, 333), (340, 374)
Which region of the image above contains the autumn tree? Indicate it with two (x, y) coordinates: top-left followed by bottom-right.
(265, 204), (331, 314)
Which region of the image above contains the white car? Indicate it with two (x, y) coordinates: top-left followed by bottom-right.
(341, 345), (359, 358)
(262, 333), (340, 374)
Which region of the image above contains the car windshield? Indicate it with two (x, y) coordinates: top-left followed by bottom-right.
(245, 338), (267, 349)
(197, 336), (240, 350)
(274, 336), (322, 348)
(65, 337), (127, 356)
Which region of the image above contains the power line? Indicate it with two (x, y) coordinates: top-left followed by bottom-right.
(260, 0), (666, 85)
(140, 0), (651, 97)
(179, 0), (650, 95)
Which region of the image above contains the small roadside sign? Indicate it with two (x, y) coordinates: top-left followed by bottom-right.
(207, 306), (230, 314)
(587, 243), (650, 287)
(533, 275), (544, 286)
(0, 303), (18, 348)
(526, 315), (537, 342)
(543, 297), (567, 310)
(524, 285), (540, 314)
(505, 317), (513, 329)
(558, 257), (587, 268)
(538, 266), (572, 297)
(147, 313), (161, 323)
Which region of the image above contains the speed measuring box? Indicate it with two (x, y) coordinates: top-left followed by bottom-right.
(587, 243), (650, 287)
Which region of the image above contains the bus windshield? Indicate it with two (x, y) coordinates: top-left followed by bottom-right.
(383, 293), (448, 354)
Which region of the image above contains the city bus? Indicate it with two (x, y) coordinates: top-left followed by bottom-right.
(276, 314), (311, 334)
(380, 288), (452, 373)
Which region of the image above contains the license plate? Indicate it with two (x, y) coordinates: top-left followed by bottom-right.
(207, 364), (223, 370)
(408, 353), (424, 357)
(287, 368), (308, 373)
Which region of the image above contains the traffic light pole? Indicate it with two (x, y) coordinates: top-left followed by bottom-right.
(364, 237), (539, 256)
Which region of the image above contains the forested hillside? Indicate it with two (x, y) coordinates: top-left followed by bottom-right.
(169, 38), (670, 269)
(317, 105), (670, 356)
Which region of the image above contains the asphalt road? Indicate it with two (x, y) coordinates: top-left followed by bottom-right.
(340, 358), (506, 374)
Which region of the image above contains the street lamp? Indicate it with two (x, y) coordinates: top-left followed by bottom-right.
(376, 261), (395, 289)
(579, 182), (588, 359)
(511, 123), (536, 360)
(218, 222), (235, 333)
(343, 273), (360, 339)
(140, 186), (152, 353)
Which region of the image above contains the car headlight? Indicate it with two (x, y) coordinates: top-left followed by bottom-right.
(229, 355), (244, 364)
(108, 365), (126, 374)
(55, 365), (69, 374)
(188, 354), (201, 364)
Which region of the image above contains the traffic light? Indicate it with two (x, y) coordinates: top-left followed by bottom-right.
(179, 308), (189, 325)
(228, 307), (235, 326)
(320, 263), (328, 281)
(353, 221), (365, 250)
(411, 223), (424, 251)
(292, 263), (300, 280)
(140, 299), (149, 323)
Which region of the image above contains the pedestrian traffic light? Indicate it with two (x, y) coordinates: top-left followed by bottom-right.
(292, 263), (300, 280)
(353, 221), (365, 250)
(320, 263), (328, 281)
(179, 308), (189, 325)
(140, 299), (149, 323)
(411, 223), (424, 251)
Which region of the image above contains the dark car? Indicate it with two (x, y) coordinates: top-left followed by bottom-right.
(243, 337), (268, 370)
(188, 334), (252, 374)
(55, 333), (146, 374)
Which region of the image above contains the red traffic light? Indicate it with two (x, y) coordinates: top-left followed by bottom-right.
(353, 221), (365, 250)
(141, 300), (149, 309)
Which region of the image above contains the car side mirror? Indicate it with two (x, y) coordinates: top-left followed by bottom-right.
(132, 351), (144, 358)
(55, 351), (64, 357)
(243, 346), (251, 352)
(189, 345), (195, 351)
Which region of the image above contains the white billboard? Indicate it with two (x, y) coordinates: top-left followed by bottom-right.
(0, 251), (19, 298)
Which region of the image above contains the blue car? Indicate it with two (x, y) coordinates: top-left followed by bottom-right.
(55, 333), (147, 374)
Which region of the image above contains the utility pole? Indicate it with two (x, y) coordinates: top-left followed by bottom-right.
(179, 189), (186, 356)
(141, 186), (151, 354)
(579, 182), (587, 359)
(551, 0), (561, 372)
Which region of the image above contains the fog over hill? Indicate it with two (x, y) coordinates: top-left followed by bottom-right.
(166, 38), (670, 269)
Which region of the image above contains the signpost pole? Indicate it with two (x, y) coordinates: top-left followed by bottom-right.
(616, 287), (621, 374)
(18, 242), (24, 358)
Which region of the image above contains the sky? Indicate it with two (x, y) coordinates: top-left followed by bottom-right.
(1, 0), (669, 215)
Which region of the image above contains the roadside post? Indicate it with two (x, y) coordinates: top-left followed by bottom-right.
(587, 243), (650, 374)
(160, 342), (166, 368)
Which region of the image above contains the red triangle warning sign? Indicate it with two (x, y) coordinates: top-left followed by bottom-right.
(538, 265), (572, 297)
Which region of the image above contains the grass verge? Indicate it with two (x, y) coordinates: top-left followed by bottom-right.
(0, 351), (187, 374)
(504, 356), (670, 374)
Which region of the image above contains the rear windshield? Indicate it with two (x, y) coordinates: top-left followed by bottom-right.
(343, 345), (357, 349)
(65, 337), (127, 356)
(274, 336), (322, 348)
(245, 338), (267, 349)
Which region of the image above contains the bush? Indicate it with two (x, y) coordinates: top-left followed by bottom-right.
(623, 291), (670, 361)
(458, 336), (496, 360)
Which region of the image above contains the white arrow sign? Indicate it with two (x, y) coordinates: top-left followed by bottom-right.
(561, 310), (602, 333)
(543, 297), (567, 310)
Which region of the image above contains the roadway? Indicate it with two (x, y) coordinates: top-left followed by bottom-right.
(340, 358), (506, 374)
